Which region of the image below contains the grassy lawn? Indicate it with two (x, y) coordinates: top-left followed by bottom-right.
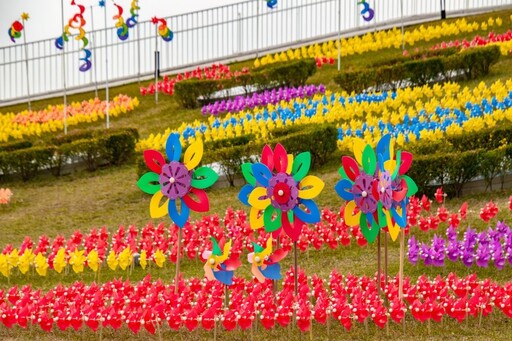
(1, 8), (512, 339)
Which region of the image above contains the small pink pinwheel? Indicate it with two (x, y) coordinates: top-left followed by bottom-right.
(247, 237), (288, 283)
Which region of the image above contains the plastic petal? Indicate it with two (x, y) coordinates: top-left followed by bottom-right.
(149, 191), (169, 218)
(213, 270), (234, 285)
(248, 187), (270, 210)
(362, 144), (377, 176)
(166, 133), (182, 162)
(290, 152), (310, 182)
(292, 199), (320, 224)
(273, 143), (288, 173)
(341, 156), (360, 182)
(360, 214), (380, 244)
(137, 172), (161, 195)
(263, 206), (282, 232)
(252, 163), (273, 187)
(376, 134), (392, 161)
(260, 263), (281, 280)
(335, 179), (355, 201)
(249, 207), (264, 230)
(391, 200), (407, 228)
(353, 138), (366, 166)
(286, 154), (294, 174)
(261, 145), (274, 171)
(191, 166), (218, 189)
(399, 151), (413, 175)
(403, 175), (418, 197)
(282, 211), (303, 242)
(238, 184), (254, 206)
(241, 163), (256, 185)
(344, 200), (361, 227)
(183, 139), (203, 170)
(298, 175), (324, 199)
(168, 197), (190, 228)
(143, 150), (165, 174)
(182, 188), (209, 213)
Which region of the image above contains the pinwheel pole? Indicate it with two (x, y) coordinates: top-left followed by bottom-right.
(103, 2), (110, 129)
(174, 228), (182, 294)
(90, 5), (99, 97)
(400, 0), (405, 51)
(154, 24), (159, 104)
(60, 0), (68, 134)
(337, 0), (341, 71)
(21, 14), (31, 111)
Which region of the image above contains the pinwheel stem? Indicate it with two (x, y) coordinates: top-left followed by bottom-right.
(214, 318), (217, 341)
(377, 232), (381, 297)
(399, 230), (405, 301)
(224, 285), (228, 309)
(294, 241), (298, 297)
(384, 233), (388, 287)
(175, 228), (182, 294)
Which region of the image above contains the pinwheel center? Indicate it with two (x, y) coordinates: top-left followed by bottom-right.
(352, 173), (378, 214)
(159, 161), (192, 200)
(361, 191), (368, 198)
(267, 173), (299, 212)
(209, 258), (216, 265)
(254, 256), (261, 263)
(380, 187), (385, 193)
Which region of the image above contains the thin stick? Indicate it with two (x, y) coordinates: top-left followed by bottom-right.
(294, 241), (298, 297)
(384, 233), (388, 287)
(22, 16), (31, 111)
(377, 232), (381, 297)
(399, 230), (405, 300)
(224, 285), (229, 309)
(214, 318), (217, 341)
(175, 228), (182, 294)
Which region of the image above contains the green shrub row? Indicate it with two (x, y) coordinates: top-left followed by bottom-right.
(175, 59), (317, 109)
(409, 145), (512, 197)
(0, 128), (138, 181)
(334, 45), (500, 93)
(0, 140), (33, 153)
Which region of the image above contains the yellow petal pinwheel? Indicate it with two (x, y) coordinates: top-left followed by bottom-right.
(53, 248), (66, 274)
(107, 250), (118, 271)
(69, 249), (86, 274)
(118, 246), (133, 270)
(154, 249), (166, 268)
(35, 252), (49, 277)
(87, 250), (100, 272)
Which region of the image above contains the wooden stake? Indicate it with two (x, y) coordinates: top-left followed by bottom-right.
(224, 285), (229, 309)
(377, 232), (381, 297)
(399, 230), (405, 301)
(214, 318), (217, 341)
(384, 232), (388, 287)
(294, 241), (298, 297)
(175, 228), (182, 294)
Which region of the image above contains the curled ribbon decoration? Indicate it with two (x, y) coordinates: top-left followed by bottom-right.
(126, 0), (140, 28)
(358, 1), (375, 22)
(8, 13), (28, 44)
(266, 0), (278, 9)
(55, 1), (92, 72)
(151, 17), (173, 42)
(113, 2), (129, 41)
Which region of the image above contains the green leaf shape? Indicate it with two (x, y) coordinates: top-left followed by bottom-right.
(263, 206), (282, 233)
(241, 163), (256, 185)
(362, 144), (377, 175)
(403, 175), (418, 197)
(192, 166), (219, 189)
(292, 152), (311, 182)
(211, 237), (222, 256)
(391, 150), (402, 180)
(137, 172), (161, 195)
(360, 214), (380, 244)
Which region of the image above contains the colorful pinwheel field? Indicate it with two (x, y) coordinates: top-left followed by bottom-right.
(3, 6), (512, 341)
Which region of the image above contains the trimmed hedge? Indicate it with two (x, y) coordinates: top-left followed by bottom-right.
(0, 127), (138, 181)
(175, 59), (317, 109)
(0, 141), (33, 153)
(334, 45), (501, 92)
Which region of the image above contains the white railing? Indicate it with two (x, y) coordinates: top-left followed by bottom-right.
(1, 0), (510, 104)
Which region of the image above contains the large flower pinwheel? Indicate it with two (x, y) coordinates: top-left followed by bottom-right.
(239, 144), (324, 241)
(137, 133), (218, 227)
(248, 237), (288, 283)
(335, 140), (381, 243)
(335, 135), (417, 243)
(202, 237), (241, 285)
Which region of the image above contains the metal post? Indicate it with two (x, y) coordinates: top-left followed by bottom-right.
(60, 0), (68, 135)
(90, 5), (98, 98)
(337, 0), (341, 71)
(103, 3), (110, 128)
(22, 16), (31, 111)
(154, 24), (159, 104)
(400, 0), (405, 51)
(440, 0), (446, 19)
(137, 19), (141, 83)
(255, 1), (259, 57)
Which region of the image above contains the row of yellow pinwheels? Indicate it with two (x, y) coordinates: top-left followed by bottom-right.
(0, 95), (139, 142)
(136, 79), (512, 153)
(253, 16), (507, 68)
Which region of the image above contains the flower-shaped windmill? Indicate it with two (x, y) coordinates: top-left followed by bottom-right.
(239, 143), (323, 295)
(248, 237), (288, 283)
(202, 237), (241, 286)
(137, 133), (218, 291)
(239, 144), (324, 242)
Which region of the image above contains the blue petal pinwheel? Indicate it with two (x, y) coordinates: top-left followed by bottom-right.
(239, 144), (324, 242)
(137, 133), (218, 228)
